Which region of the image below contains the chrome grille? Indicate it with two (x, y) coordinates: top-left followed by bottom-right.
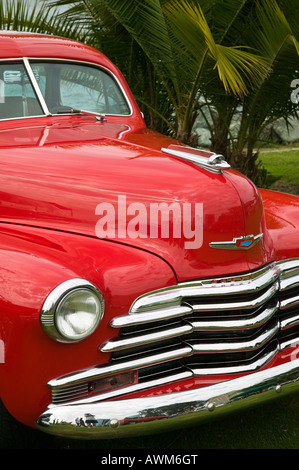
(105, 260), (299, 374)
(49, 259), (299, 405)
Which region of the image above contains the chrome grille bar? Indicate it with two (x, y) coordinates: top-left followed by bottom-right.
(192, 301), (279, 331)
(50, 370), (193, 406)
(280, 294), (299, 310)
(281, 313), (299, 330)
(191, 346), (279, 376)
(191, 282), (278, 312)
(49, 344), (193, 388)
(103, 302), (280, 353)
(111, 305), (192, 328)
(51, 383), (89, 404)
(127, 264), (279, 315)
(280, 272), (299, 291)
(101, 322), (193, 353)
(190, 320), (280, 354)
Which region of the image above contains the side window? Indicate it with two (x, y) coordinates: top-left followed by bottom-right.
(0, 63), (43, 119)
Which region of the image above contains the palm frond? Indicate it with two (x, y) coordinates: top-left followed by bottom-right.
(0, 0), (86, 40)
(164, 0), (269, 95)
(254, 0), (299, 58)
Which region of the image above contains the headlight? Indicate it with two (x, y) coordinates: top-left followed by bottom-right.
(40, 279), (104, 342)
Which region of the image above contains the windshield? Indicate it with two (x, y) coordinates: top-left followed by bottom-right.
(0, 60), (131, 120)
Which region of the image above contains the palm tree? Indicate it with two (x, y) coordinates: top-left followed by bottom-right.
(41, 0), (269, 144)
(46, 1), (298, 180)
(202, 0), (299, 182)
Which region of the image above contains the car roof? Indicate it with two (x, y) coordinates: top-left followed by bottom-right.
(0, 31), (113, 70)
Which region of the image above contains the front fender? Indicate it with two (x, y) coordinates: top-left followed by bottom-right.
(0, 224), (176, 427)
(260, 189), (299, 260)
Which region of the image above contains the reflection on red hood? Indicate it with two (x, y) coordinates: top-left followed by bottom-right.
(0, 118), (274, 281)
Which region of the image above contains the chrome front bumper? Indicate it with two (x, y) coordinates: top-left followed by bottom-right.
(36, 358), (299, 439)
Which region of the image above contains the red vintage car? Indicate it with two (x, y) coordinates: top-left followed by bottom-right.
(0, 30), (298, 441)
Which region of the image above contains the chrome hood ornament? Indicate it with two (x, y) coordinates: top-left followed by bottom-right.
(209, 233), (263, 251)
(161, 145), (230, 174)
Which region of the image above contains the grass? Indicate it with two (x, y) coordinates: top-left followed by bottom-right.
(259, 148), (299, 188)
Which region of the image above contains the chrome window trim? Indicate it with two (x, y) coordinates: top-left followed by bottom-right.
(23, 57), (51, 116)
(0, 57), (48, 121)
(0, 115), (51, 122)
(0, 57), (24, 62)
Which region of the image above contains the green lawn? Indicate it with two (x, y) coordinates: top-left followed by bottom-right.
(259, 148), (299, 188)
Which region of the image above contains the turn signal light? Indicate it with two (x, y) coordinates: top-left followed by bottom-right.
(89, 370), (138, 394)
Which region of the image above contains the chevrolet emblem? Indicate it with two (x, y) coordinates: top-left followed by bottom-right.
(209, 233), (263, 250)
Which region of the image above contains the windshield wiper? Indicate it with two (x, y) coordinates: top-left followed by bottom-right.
(53, 106), (84, 114)
(52, 106), (107, 121)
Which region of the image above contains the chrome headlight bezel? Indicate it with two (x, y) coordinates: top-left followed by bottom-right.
(40, 279), (105, 343)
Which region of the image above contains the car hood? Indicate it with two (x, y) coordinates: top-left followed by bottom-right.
(0, 119), (274, 281)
